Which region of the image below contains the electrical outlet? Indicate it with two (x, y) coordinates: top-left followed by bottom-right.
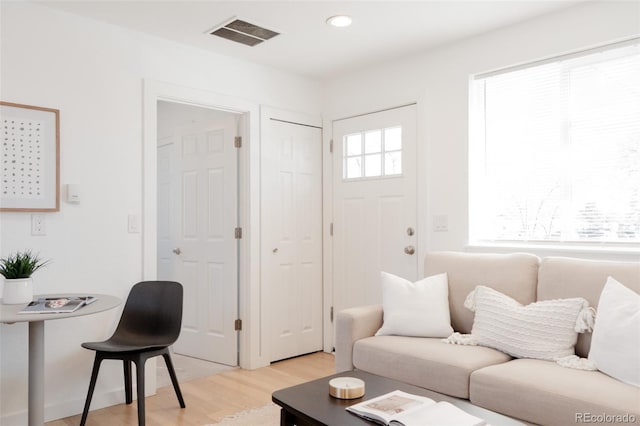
(31, 214), (46, 236)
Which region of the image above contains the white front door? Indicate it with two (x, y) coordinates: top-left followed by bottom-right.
(262, 116), (323, 362)
(332, 104), (418, 316)
(157, 109), (239, 366)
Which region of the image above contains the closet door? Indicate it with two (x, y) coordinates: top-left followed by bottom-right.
(262, 113), (323, 362)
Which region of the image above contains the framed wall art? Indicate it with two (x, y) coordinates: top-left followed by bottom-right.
(0, 101), (60, 212)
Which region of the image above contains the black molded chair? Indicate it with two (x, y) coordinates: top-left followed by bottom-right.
(80, 281), (186, 426)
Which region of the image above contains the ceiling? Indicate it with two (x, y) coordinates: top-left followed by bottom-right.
(39, 1), (586, 80)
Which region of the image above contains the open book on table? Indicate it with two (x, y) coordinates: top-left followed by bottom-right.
(19, 296), (98, 314)
(346, 390), (486, 426)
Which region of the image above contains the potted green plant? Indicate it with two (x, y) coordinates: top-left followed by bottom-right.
(0, 251), (50, 304)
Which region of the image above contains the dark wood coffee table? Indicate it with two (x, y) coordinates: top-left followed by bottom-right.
(272, 370), (524, 426)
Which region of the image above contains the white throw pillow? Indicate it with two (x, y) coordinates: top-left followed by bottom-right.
(465, 286), (594, 360)
(588, 277), (640, 387)
(375, 272), (453, 338)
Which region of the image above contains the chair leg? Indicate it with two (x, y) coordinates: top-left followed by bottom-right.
(162, 352), (186, 408)
(135, 357), (146, 426)
(123, 360), (133, 404)
(80, 354), (103, 426)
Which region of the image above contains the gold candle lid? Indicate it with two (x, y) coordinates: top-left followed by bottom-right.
(329, 377), (365, 399)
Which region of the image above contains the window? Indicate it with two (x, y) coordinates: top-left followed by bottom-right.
(343, 126), (402, 180)
(470, 40), (640, 245)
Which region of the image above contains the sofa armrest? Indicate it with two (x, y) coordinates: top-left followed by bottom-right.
(335, 304), (383, 373)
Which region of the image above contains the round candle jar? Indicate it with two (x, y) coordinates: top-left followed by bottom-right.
(328, 377), (365, 399)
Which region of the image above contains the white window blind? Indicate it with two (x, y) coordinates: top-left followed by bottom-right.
(470, 40), (640, 244)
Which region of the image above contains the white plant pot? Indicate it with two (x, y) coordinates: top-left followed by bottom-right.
(2, 277), (34, 304)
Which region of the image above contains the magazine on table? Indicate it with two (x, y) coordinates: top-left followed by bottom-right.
(346, 390), (486, 426)
(18, 296), (98, 314)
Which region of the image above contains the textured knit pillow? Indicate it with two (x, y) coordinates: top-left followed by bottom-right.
(375, 272), (453, 337)
(463, 286), (595, 360)
(588, 277), (640, 387)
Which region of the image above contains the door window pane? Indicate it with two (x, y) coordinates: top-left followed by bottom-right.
(385, 127), (402, 151)
(345, 134), (362, 156)
(365, 154), (382, 177)
(364, 130), (382, 154)
(346, 157), (362, 179)
(384, 151), (402, 175)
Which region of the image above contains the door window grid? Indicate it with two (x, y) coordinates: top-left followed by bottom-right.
(343, 126), (402, 180)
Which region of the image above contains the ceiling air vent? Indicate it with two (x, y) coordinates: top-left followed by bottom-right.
(209, 19), (279, 47)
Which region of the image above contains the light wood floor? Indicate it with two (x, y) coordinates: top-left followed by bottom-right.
(46, 351), (335, 426)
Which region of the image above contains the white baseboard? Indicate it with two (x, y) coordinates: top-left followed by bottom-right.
(1, 386), (157, 425)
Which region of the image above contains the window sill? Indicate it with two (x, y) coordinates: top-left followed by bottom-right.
(465, 242), (640, 262)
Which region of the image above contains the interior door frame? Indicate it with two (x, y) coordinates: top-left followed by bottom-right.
(143, 80), (265, 370)
(322, 101), (426, 353)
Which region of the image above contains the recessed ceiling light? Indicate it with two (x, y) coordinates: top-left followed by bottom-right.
(326, 15), (352, 28)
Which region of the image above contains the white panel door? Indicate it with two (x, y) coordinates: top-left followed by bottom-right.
(262, 119), (323, 362)
(157, 138), (176, 284)
(158, 115), (239, 366)
(332, 105), (418, 316)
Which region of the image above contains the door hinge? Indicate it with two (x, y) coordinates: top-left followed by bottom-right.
(329, 139), (333, 154)
(234, 319), (242, 331)
(235, 227), (242, 239)
(330, 223), (334, 236)
(234, 136), (242, 148)
(330, 306), (334, 323)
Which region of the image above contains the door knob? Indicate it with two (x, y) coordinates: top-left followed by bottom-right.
(172, 248), (182, 255)
(404, 245), (415, 255)
(272, 248), (279, 253)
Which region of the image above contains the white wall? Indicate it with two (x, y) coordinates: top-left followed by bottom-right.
(322, 1), (640, 264)
(0, 2), (322, 423)
(2, 0), (639, 422)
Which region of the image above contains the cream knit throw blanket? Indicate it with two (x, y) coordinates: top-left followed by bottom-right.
(443, 285), (597, 370)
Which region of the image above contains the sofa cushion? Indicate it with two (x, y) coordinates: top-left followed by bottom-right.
(466, 285), (593, 360)
(353, 335), (511, 399)
(588, 277), (640, 387)
(376, 272), (453, 338)
(538, 257), (640, 358)
(424, 252), (539, 334)
(470, 358), (640, 426)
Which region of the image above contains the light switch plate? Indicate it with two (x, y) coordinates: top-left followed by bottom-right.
(128, 214), (140, 233)
(66, 184), (81, 203)
(433, 215), (448, 232)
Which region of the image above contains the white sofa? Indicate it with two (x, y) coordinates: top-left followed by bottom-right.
(336, 251), (640, 425)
